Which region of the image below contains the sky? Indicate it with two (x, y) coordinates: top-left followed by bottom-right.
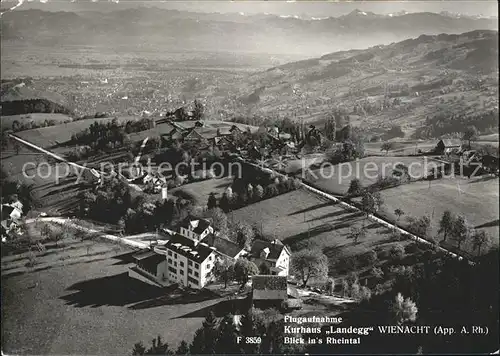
(1, 0), (498, 18)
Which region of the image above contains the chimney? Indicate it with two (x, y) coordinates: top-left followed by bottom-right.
(161, 186), (168, 200)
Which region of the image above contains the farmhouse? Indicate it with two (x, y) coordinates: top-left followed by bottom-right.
(435, 139), (462, 155)
(251, 275), (288, 309)
(249, 239), (291, 276)
(129, 216), (245, 289)
(0, 201), (23, 239)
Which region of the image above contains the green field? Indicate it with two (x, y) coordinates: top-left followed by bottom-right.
(1, 113), (73, 130)
(377, 176), (499, 247)
(231, 188), (410, 265)
(169, 177), (233, 205)
(364, 140), (437, 156)
(13, 117), (140, 148)
(2, 252), (224, 355)
(1, 145), (87, 215)
(305, 156), (437, 195)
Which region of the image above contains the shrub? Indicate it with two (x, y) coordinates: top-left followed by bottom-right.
(404, 243), (421, 255)
(371, 266), (384, 280)
(390, 244), (405, 260)
(361, 250), (378, 266)
(336, 255), (358, 273)
(376, 248), (390, 260)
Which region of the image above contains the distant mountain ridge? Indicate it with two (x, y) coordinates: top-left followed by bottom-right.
(1, 8), (497, 55)
(207, 29), (498, 134)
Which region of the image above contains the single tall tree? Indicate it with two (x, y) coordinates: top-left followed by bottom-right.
(190, 311), (218, 354)
(207, 192), (217, 210)
(463, 125), (478, 149)
(391, 292), (418, 325)
(349, 226), (366, 244)
(381, 142), (394, 155)
(472, 230), (491, 256)
(451, 214), (471, 250)
(438, 210), (454, 242)
(394, 208), (405, 223)
(215, 314), (240, 355)
(175, 341), (190, 355)
(291, 249), (329, 287)
(213, 258), (235, 288)
(347, 178), (363, 197)
(234, 258), (259, 288)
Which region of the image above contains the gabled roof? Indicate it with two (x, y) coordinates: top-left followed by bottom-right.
(439, 139), (462, 147)
(204, 234), (244, 258)
(250, 239), (287, 260)
(181, 215), (212, 234)
(167, 128), (184, 139)
(162, 231), (214, 263)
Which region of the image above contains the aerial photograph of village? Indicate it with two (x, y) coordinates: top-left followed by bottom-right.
(0, 0), (498, 354)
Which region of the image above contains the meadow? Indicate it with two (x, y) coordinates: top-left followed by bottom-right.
(13, 117), (139, 148)
(169, 177), (234, 206)
(231, 188), (411, 267)
(1, 113), (73, 130)
(2, 250), (224, 355)
(304, 156), (438, 195)
(377, 176), (499, 246)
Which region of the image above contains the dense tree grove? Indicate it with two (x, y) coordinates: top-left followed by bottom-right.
(307, 249), (499, 354)
(133, 308), (304, 355)
(2, 98), (71, 116)
(70, 118), (154, 150)
(414, 109), (498, 139)
(78, 178), (194, 233)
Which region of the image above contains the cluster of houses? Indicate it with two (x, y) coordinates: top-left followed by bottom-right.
(0, 199), (23, 241)
(163, 120), (309, 160)
(129, 214), (301, 310)
(435, 139), (499, 173)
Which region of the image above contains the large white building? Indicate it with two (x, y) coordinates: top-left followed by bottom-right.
(129, 216), (246, 289)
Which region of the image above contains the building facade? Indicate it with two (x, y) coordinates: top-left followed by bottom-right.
(129, 216), (245, 289)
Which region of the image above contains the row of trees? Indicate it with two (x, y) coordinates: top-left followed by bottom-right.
(2, 98), (71, 116)
(306, 249), (499, 354)
(10, 118), (65, 132)
(209, 177), (302, 213)
(69, 118), (154, 151)
(133, 308), (302, 355)
(438, 210), (492, 255)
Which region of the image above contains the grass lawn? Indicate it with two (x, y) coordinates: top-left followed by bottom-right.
(1, 146), (90, 215)
(1, 251), (225, 355)
(1, 113), (73, 130)
(364, 140), (437, 156)
(13, 117), (142, 148)
(305, 156), (437, 195)
(231, 189), (410, 266)
(377, 175), (499, 249)
(170, 177), (233, 205)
